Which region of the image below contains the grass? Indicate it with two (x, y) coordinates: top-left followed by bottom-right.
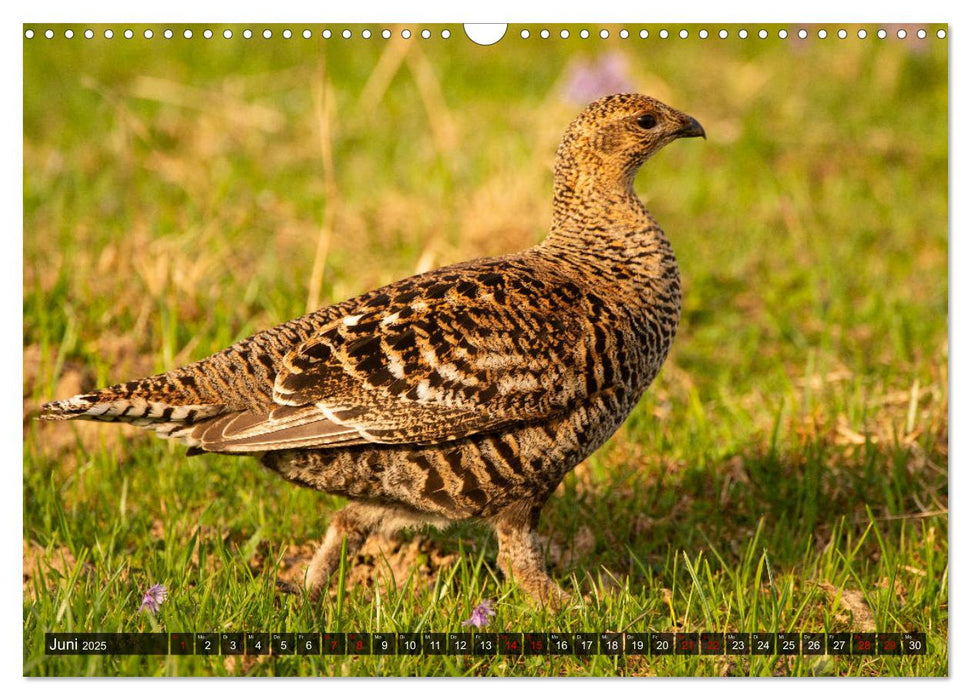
(22, 23), (948, 676)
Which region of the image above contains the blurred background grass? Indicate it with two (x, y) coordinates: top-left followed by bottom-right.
(23, 24), (947, 676)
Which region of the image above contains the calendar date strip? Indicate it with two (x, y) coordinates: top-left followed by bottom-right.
(45, 631), (927, 656)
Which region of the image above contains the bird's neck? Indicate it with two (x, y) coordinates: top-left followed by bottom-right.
(543, 166), (671, 262)
(539, 164), (681, 326)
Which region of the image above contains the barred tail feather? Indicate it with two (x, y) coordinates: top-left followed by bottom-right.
(39, 391), (224, 427)
(38, 393), (104, 421)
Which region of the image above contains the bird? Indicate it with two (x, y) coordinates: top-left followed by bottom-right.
(40, 93), (705, 605)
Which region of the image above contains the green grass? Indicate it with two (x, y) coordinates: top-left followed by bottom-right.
(23, 23), (948, 676)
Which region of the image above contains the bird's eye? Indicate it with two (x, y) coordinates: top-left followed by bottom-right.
(636, 113), (658, 130)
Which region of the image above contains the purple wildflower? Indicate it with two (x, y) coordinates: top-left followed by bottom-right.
(562, 52), (635, 105)
(461, 599), (496, 628)
(138, 583), (167, 614)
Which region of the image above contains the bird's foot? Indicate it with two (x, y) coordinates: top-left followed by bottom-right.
(494, 505), (573, 609)
(522, 576), (573, 609)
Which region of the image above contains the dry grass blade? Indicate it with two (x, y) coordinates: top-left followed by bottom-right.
(413, 245), (437, 275)
(306, 60), (338, 314)
(406, 46), (457, 156)
(358, 30), (412, 111)
(79, 74), (152, 144)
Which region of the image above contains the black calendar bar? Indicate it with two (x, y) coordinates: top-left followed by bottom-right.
(44, 631), (929, 656)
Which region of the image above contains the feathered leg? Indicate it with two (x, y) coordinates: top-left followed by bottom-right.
(493, 503), (570, 606)
(305, 502), (382, 600)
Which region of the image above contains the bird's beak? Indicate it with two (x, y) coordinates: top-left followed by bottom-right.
(677, 115), (706, 140)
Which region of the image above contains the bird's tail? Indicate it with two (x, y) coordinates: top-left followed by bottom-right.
(38, 375), (226, 445)
(40, 390), (219, 425)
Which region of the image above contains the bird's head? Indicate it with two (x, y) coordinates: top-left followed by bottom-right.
(555, 93), (705, 192)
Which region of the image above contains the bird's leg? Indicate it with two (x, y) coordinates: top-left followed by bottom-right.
(305, 502), (380, 601)
(493, 504), (570, 607)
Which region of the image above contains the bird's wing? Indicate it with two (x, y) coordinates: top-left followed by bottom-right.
(188, 265), (598, 453)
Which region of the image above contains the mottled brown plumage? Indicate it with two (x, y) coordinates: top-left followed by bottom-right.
(41, 94), (705, 604)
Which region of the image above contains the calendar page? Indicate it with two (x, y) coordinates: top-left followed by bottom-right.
(23, 20), (948, 678)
